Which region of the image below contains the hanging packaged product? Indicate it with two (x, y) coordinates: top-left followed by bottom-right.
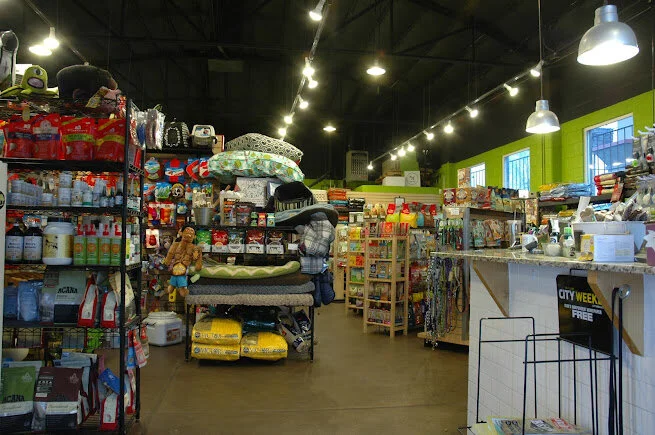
(96, 118), (125, 161)
(60, 117), (95, 161)
(32, 113), (61, 159)
(5, 222), (24, 263)
(78, 276), (99, 327)
(3, 119), (33, 158)
(23, 217), (43, 263)
(42, 218), (74, 265)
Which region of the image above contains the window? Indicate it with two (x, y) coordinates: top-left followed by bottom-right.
(585, 115), (633, 183)
(469, 163), (486, 187)
(504, 149), (530, 190)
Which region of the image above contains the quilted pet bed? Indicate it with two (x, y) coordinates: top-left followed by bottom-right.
(188, 281), (314, 297)
(185, 293), (314, 307)
(194, 260), (300, 281)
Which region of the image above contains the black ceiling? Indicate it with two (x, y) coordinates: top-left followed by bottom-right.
(2, 0), (653, 178)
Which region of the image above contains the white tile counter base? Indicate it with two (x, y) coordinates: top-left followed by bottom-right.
(467, 262), (655, 434)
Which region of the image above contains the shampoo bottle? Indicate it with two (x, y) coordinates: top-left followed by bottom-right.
(86, 224), (99, 265)
(99, 223), (112, 266)
(73, 223), (87, 265)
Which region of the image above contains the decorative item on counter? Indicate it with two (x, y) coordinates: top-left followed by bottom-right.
(162, 226), (203, 298)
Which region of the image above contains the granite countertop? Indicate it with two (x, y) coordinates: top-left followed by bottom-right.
(432, 249), (655, 275)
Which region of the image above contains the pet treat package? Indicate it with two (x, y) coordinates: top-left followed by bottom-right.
(191, 343), (240, 361)
(0, 366), (37, 432)
(95, 118), (126, 162)
(77, 277), (99, 327)
(44, 271), (86, 324)
(32, 114), (61, 159)
(192, 316), (242, 345)
(17, 280), (42, 322)
(99, 393), (118, 431)
(54, 352), (99, 422)
(61, 117), (95, 161)
(32, 367), (84, 432)
(100, 290), (118, 328)
(240, 332), (288, 361)
(3, 284), (18, 319)
(3, 120), (33, 158)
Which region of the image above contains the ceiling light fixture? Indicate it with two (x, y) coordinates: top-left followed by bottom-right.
(284, 114), (293, 124)
(298, 97), (309, 110)
(425, 131), (434, 141)
(323, 124), (336, 132)
(577, 4), (639, 66)
(28, 44), (52, 56)
(309, 0), (326, 22)
(465, 106), (479, 118)
(406, 143), (415, 152)
(366, 60), (386, 76)
(308, 79), (318, 89)
(367, 162), (374, 170)
(390, 153), (397, 161)
(278, 127), (287, 136)
(526, 0), (560, 134)
(302, 59), (315, 78)
(503, 83), (519, 97)
(43, 27), (59, 49)
(443, 121), (454, 134)
(398, 147), (406, 157)
(530, 61), (542, 77)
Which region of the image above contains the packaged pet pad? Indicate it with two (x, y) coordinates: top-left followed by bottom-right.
(192, 343), (240, 361)
(0, 366), (37, 432)
(192, 317), (242, 345)
(240, 332), (288, 361)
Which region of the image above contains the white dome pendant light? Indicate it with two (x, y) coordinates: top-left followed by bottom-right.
(577, 5), (639, 66)
(526, 0), (560, 134)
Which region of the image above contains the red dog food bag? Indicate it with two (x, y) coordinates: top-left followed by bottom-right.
(4, 118), (33, 158)
(96, 118), (125, 161)
(61, 117), (95, 160)
(32, 113), (62, 159)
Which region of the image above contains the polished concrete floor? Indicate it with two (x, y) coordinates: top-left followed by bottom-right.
(131, 303), (469, 434)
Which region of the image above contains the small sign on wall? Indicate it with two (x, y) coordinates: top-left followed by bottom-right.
(556, 274), (613, 354)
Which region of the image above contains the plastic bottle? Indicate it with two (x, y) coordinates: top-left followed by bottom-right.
(99, 223), (112, 266)
(5, 222), (24, 263)
(86, 224), (99, 265)
(23, 220), (43, 263)
(111, 223), (122, 266)
(563, 227), (576, 257)
(42, 218), (75, 265)
(73, 223), (87, 265)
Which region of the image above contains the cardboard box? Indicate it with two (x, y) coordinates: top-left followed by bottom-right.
(382, 176), (406, 186)
(593, 234), (634, 263)
(404, 171), (421, 187)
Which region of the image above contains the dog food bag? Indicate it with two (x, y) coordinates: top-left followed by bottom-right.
(96, 118), (125, 162)
(191, 343), (240, 361)
(32, 114), (62, 159)
(0, 366), (37, 432)
(240, 332), (288, 361)
(61, 117), (95, 161)
(32, 367), (83, 432)
(192, 316), (242, 345)
(3, 119), (33, 158)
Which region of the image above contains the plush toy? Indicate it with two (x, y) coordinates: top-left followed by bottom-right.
(0, 65), (57, 97)
(56, 64), (118, 100)
(162, 226), (202, 298)
(0, 30), (18, 91)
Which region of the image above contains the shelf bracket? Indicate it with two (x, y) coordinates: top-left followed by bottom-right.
(472, 260), (510, 317)
(587, 270), (644, 356)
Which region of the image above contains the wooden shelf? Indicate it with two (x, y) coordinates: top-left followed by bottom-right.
(538, 193), (613, 208)
(347, 281), (365, 285)
(365, 321), (405, 329)
(366, 299), (404, 304)
(418, 331), (469, 346)
(347, 304), (364, 310)
(368, 258), (394, 262)
(368, 277), (405, 282)
(347, 295), (364, 300)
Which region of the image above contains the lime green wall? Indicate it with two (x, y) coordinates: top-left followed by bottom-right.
(442, 90), (655, 190)
(352, 185), (439, 194)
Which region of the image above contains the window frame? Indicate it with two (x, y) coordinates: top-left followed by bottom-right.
(503, 148), (531, 191)
(469, 162), (486, 187)
(583, 113), (633, 184)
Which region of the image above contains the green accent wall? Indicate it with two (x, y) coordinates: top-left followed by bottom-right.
(440, 90), (655, 190)
(352, 185), (439, 194)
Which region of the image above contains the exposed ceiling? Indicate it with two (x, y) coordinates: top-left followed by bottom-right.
(1, 0), (653, 179)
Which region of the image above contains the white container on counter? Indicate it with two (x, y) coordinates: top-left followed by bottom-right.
(143, 312), (183, 346)
(42, 218), (74, 265)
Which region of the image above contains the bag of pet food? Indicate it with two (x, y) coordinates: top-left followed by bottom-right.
(192, 316), (242, 345)
(32, 113), (62, 159)
(95, 118), (125, 162)
(77, 277), (99, 327)
(55, 352), (99, 421)
(3, 119), (33, 158)
(99, 290), (118, 328)
(191, 343), (240, 361)
(99, 392), (118, 431)
(61, 117), (95, 161)
(0, 366), (37, 432)
(240, 332), (288, 361)
(32, 367), (84, 432)
(17, 280), (41, 322)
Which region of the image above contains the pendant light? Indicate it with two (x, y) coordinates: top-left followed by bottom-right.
(309, 0), (326, 22)
(577, 4), (639, 66)
(526, 0), (560, 134)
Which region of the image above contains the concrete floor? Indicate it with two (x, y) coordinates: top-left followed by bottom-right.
(131, 303), (469, 434)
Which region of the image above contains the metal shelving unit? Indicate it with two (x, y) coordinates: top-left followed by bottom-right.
(0, 97), (145, 434)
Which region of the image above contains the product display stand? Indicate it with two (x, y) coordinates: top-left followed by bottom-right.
(345, 227), (365, 313)
(363, 234), (409, 339)
(0, 98), (145, 434)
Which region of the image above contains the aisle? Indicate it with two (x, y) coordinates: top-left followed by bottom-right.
(132, 304), (468, 434)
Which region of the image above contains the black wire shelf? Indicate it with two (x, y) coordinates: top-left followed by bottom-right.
(2, 315), (142, 331)
(5, 262), (142, 273)
(7, 204), (143, 216)
(146, 148), (213, 156)
(1, 158), (144, 176)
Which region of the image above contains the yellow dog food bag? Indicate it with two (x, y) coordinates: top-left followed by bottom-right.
(240, 332), (288, 361)
(192, 316), (242, 345)
(192, 343), (240, 361)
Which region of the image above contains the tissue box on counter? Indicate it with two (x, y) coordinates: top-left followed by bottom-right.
(593, 234), (634, 263)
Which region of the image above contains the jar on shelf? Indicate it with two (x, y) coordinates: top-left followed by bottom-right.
(43, 218), (75, 265)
